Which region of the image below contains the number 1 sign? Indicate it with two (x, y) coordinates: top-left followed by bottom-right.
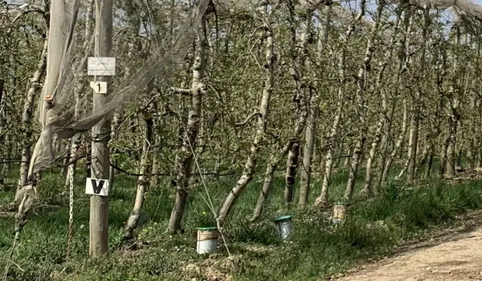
(89, 81), (107, 94)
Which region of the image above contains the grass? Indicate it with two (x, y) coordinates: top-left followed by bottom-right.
(1, 162), (482, 281)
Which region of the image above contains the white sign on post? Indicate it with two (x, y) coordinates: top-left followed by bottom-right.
(90, 81), (107, 94)
(87, 57), (116, 76)
(85, 178), (109, 197)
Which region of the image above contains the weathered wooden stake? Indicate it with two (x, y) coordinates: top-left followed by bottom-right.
(89, 0), (113, 258)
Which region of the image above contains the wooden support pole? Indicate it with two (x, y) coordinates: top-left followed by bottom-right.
(89, 0), (113, 258)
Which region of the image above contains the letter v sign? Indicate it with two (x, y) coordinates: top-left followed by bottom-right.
(91, 179), (105, 194)
(85, 178), (109, 196)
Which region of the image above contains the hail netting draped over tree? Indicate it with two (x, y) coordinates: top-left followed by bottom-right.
(15, 0), (213, 235)
(384, 0), (482, 18)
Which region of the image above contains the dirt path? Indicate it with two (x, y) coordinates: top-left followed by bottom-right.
(336, 212), (482, 281)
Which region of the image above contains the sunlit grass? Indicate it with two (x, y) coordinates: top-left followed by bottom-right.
(0, 163), (481, 281)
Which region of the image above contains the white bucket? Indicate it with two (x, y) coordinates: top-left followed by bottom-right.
(332, 203), (347, 224)
(196, 227), (219, 254)
(274, 215), (293, 240)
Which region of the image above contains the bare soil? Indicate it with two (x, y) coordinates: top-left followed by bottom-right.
(334, 211), (482, 281)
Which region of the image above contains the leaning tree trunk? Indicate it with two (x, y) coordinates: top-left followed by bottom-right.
(379, 6), (412, 187)
(15, 39), (48, 202)
(218, 3), (276, 223)
(168, 14), (207, 233)
(314, 104), (341, 208)
(444, 26), (461, 179)
(283, 6), (312, 205)
(251, 4), (311, 219)
(251, 139), (296, 222)
(361, 4), (396, 196)
(124, 95), (155, 240)
(298, 90), (318, 209)
(344, 0), (377, 202)
(313, 3), (363, 207)
(381, 97), (408, 185)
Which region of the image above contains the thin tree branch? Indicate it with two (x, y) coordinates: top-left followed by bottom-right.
(235, 111), (261, 127)
(170, 87), (192, 96)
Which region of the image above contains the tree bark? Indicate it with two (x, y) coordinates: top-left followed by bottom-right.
(314, 3), (363, 207)
(381, 97), (408, 186)
(380, 6), (412, 187)
(15, 40), (48, 202)
(299, 90), (318, 209)
(444, 26), (461, 179)
(251, 139), (296, 221)
(284, 142), (299, 204)
(344, 0), (375, 202)
(251, 3), (312, 217)
(124, 97), (155, 240)
(168, 14), (207, 233)
(218, 3), (276, 223)
(283, 4), (312, 206)
(361, 0), (392, 196)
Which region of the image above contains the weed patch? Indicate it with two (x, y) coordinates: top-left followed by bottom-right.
(1, 172), (482, 281)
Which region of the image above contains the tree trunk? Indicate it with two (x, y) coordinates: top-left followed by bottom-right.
(0, 79), (3, 116)
(344, 136), (365, 201)
(251, 140), (295, 221)
(344, 0), (376, 202)
(284, 143), (299, 204)
(444, 26), (461, 179)
(314, 2), (365, 207)
(0, 79), (5, 181)
(299, 91), (318, 209)
(15, 40), (48, 202)
(124, 101), (154, 240)
(380, 7), (412, 187)
(405, 100), (420, 183)
(218, 3), (275, 223)
(251, 3), (312, 216)
(314, 105), (341, 208)
(168, 14), (207, 233)
(381, 97), (408, 186)
(444, 109), (458, 178)
(283, 5), (312, 206)
(467, 134), (475, 172)
(362, 118), (383, 196)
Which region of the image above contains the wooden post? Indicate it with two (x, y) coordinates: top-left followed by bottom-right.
(89, 0), (113, 258)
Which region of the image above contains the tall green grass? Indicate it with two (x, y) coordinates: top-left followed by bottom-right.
(234, 180), (482, 280)
(0, 166), (481, 281)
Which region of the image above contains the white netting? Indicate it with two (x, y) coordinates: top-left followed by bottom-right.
(27, 0), (212, 177)
(387, 0), (482, 19)
(14, 0), (212, 236)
